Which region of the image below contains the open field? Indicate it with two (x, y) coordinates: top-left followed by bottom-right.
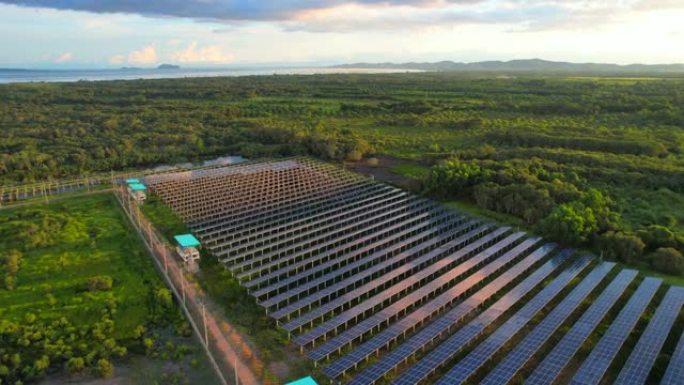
(135, 159), (684, 385)
(0, 193), (220, 384)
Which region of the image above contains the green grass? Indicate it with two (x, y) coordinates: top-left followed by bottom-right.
(388, 163), (430, 179)
(0, 193), (162, 338)
(444, 199), (526, 228)
(141, 193), (190, 241)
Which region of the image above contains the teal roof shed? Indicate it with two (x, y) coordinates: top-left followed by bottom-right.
(128, 183), (147, 191)
(285, 377), (318, 385)
(174, 234), (201, 248)
(126, 178), (141, 184)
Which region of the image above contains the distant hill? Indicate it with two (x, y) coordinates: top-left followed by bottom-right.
(331, 59), (684, 73)
(157, 64), (180, 70)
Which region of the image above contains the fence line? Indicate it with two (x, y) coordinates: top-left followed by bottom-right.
(114, 186), (261, 385)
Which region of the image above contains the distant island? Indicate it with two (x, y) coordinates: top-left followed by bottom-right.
(157, 64), (180, 70)
(331, 58), (684, 73)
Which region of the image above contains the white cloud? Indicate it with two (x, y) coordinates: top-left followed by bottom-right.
(53, 52), (73, 63)
(109, 54), (125, 65)
(127, 45), (157, 65)
(170, 42), (234, 63)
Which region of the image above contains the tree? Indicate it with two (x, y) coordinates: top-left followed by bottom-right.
(66, 357), (85, 375)
(650, 247), (684, 276)
(597, 231), (645, 264)
(96, 359), (114, 378)
(539, 202), (598, 245)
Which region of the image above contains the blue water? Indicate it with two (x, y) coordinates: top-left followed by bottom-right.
(0, 67), (419, 84)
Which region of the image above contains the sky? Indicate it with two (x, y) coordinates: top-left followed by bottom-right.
(1, 0), (684, 68)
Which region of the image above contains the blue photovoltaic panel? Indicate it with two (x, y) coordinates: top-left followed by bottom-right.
(570, 277), (661, 385)
(338, 242), (559, 384)
(306, 228), (518, 360)
(614, 286), (684, 385)
(477, 262), (616, 385)
(386, 248), (571, 385)
(229, 198), (433, 271)
(283, 224), (499, 333)
(255, 216), (469, 302)
(661, 329), (684, 385)
(525, 269), (638, 385)
(294, 227), (511, 347)
(268, 223), (486, 320)
(433, 255), (592, 385)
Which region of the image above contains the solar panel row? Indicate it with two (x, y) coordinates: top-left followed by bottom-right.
(478, 262), (616, 385)
(525, 269), (638, 385)
(570, 277), (662, 385)
(308, 234), (542, 365)
(287, 230), (523, 335)
(253, 215), (470, 302)
(662, 327), (684, 385)
(342, 245), (568, 385)
(614, 286), (684, 385)
(293, 228), (514, 347)
(269, 224), (490, 321)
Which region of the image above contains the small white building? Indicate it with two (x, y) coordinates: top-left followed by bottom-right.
(174, 234), (201, 262)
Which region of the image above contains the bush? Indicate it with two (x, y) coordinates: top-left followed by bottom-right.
(650, 247), (684, 276)
(86, 276), (113, 292)
(66, 357), (85, 375)
(96, 358), (114, 378)
(597, 231), (645, 264)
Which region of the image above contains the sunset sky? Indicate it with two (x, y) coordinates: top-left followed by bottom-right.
(2, 0), (684, 68)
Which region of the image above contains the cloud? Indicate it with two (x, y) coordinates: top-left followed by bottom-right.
(109, 54), (125, 65)
(170, 42), (234, 63)
(3, 0), (684, 33)
(127, 45), (157, 65)
(53, 52), (73, 63)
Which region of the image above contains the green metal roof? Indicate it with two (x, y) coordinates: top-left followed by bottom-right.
(174, 234), (200, 248)
(126, 178), (141, 184)
(128, 182), (147, 191)
(285, 377), (318, 385)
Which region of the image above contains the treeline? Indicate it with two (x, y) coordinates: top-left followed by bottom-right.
(424, 156), (684, 276)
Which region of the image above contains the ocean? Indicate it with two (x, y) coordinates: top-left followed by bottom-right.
(0, 67), (420, 84)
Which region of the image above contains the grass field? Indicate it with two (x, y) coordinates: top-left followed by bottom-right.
(0, 193), (220, 384)
(0, 193), (158, 335)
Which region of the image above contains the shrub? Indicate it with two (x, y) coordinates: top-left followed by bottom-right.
(86, 276), (113, 292)
(66, 357), (85, 375)
(650, 247), (684, 276)
(96, 358), (114, 378)
(597, 231), (645, 264)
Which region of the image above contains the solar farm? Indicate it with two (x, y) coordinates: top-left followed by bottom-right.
(140, 158), (684, 385)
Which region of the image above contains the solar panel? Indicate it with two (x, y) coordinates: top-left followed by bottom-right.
(228, 199), (435, 273)
(269, 224), (488, 321)
(614, 286), (684, 385)
(287, 230), (522, 335)
(327, 242), (559, 384)
(237, 208), (440, 282)
(436, 255), (593, 385)
(383, 248), (572, 385)
(293, 227), (512, 346)
(570, 277), (661, 385)
(253, 214), (467, 300)
(525, 269), (638, 385)
(662, 328), (684, 385)
(477, 262), (615, 385)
